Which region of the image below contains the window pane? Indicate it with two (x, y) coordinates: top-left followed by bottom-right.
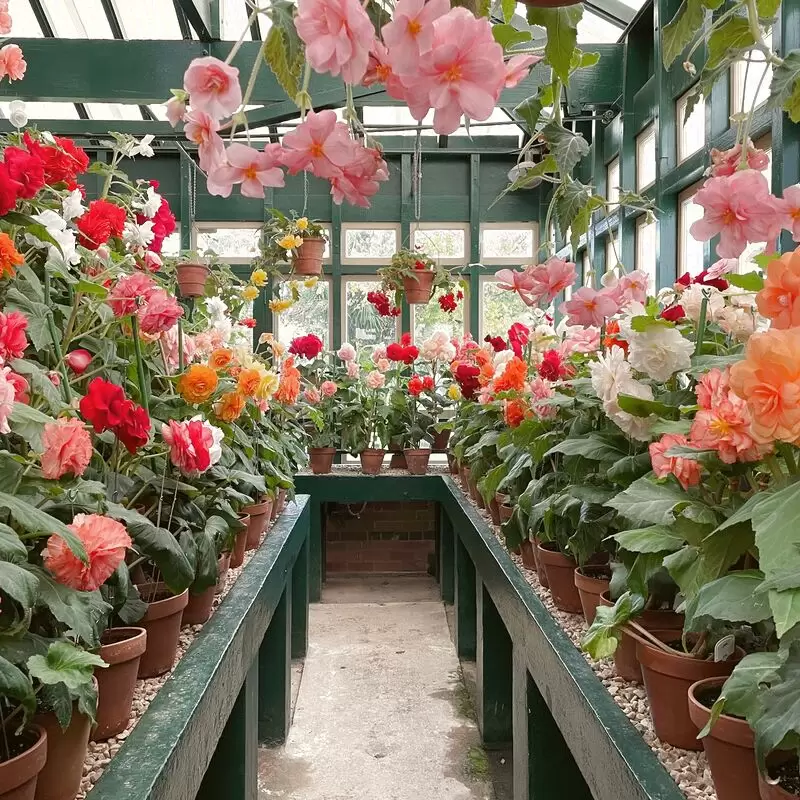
(0, 101), (80, 120)
(636, 125), (656, 191)
(274, 281), (330, 348)
(85, 103), (143, 121)
(411, 227), (466, 260)
(577, 11), (623, 43)
(677, 93), (704, 162)
(582, 251), (592, 287)
(161, 232), (181, 257)
(733, 31), (772, 114)
(114, 0), (183, 38)
(606, 157), (620, 207)
(636, 217), (657, 289)
(605, 235), (620, 270)
(196, 227), (260, 259)
(9, 0), (44, 36)
(412, 295), (465, 343)
(345, 281), (398, 348)
(42, 0), (113, 37)
(343, 227), (398, 260)
(481, 279), (538, 339)
(481, 227), (535, 261)
(680, 191), (705, 276)
(221, 0), (252, 40)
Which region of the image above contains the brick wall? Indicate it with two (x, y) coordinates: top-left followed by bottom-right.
(325, 501), (436, 574)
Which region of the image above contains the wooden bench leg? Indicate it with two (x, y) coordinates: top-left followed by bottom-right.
(455, 533), (476, 660)
(439, 508), (454, 604)
(291, 535), (309, 659)
(477, 580), (512, 747)
(258, 585), (291, 746)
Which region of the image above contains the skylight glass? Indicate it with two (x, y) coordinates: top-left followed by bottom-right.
(85, 103), (144, 120)
(113, 0), (183, 39)
(9, 0), (44, 36)
(41, 0), (113, 38)
(0, 101), (80, 120)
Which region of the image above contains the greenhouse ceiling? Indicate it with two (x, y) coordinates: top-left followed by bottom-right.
(0, 0), (637, 136)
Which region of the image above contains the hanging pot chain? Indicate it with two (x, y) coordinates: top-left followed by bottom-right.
(412, 122), (423, 221)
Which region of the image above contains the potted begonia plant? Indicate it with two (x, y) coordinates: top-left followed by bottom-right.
(260, 209), (328, 277)
(376, 249), (460, 306)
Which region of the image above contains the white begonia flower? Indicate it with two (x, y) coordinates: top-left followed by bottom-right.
(420, 330), (456, 362)
(627, 325), (694, 383)
(25, 210), (80, 268)
(62, 188), (86, 222)
(8, 100), (27, 129)
(531, 323), (556, 352)
(136, 186), (162, 219)
(131, 135), (155, 158)
(589, 346), (632, 405)
(680, 283), (725, 322)
(123, 220), (155, 249)
(493, 349), (514, 377)
(616, 300), (647, 340)
(716, 306), (756, 342)
(603, 377), (656, 441)
(205, 296), (228, 322)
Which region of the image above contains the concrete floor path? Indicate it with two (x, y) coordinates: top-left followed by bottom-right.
(258, 576), (497, 800)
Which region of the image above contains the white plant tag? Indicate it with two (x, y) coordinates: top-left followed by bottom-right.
(714, 634), (735, 662)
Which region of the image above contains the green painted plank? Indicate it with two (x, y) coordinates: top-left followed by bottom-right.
(455, 534), (477, 660)
(291, 535), (309, 659)
(258, 584), (291, 746)
(439, 507), (455, 605)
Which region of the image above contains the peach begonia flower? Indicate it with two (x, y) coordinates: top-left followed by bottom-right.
(184, 111), (225, 173)
(648, 433), (701, 490)
(690, 396), (766, 464)
(208, 143), (285, 199)
(381, 0), (449, 73)
(559, 286), (619, 328)
(214, 391), (246, 423)
(695, 367), (730, 410)
(237, 367), (262, 398)
(756, 247), (800, 329)
(274, 357), (301, 405)
(178, 364), (219, 404)
(730, 327), (800, 444)
(40, 417), (93, 480)
(782, 185), (800, 243)
(0, 45), (26, 82)
(365, 370), (385, 390)
(280, 110), (353, 179)
(304, 386), (321, 404)
(43, 514), (132, 591)
(183, 56), (241, 120)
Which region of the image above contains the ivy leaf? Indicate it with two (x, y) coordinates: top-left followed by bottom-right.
(727, 271), (764, 291)
(526, 5), (582, 84)
(707, 16), (755, 69)
(542, 122), (590, 177)
(662, 0), (724, 68)
(27, 640), (106, 692)
(768, 50), (800, 122)
(612, 525), (686, 554)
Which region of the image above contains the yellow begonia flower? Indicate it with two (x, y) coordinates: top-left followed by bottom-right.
(256, 370), (279, 401)
(269, 298), (294, 313)
(278, 234), (297, 250)
(296, 217), (309, 231)
(303, 276), (319, 289)
(251, 268), (268, 287)
(447, 384), (462, 401)
(242, 285), (259, 301)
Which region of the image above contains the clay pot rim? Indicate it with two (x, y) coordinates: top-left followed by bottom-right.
(636, 630), (744, 680)
(574, 566), (611, 591)
(403, 447), (431, 454)
(360, 448), (386, 456)
(308, 446), (336, 454)
(297, 236), (326, 244)
(99, 626), (147, 663)
(688, 676), (755, 749)
(176, 262), (210, 272)
(138, 585), (189, 622)
(242, 500), (271, 515)
(536, 541), (577, 567)
(0, 724), (47, 790)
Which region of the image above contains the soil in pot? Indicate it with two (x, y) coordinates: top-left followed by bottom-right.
(93, 627), (147, 741)
(0, 726), (46, 800)
(404, 449), (431, 475)
(293, 237), (325, 275)
(402, 270), (434, 303)
(636, 631), (741, 750)
(309, 447), (336, 475)
(215, 552), (231, 595)
(520, 539), (536, 570)
(34, 706), (90, 800)
(230, 514), (249, 569)
(688, 678), (758, 800)
(243, 499), (272, 550)
(760, 754), (800, 799)
(532, 537), (548, 587)
(574, 565), (612, 626)
(360, 449), (385, 475)
(136, 584), (190, 678)
(537, 542), (582, 613)
(175, 263), (209, 298)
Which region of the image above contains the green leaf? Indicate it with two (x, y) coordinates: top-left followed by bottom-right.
(542, 122), (590, 177)
(756, 0), (780, 17)
(605, 477), (688, 526)
(513, 95), (543, 131)
(662, 0), (723, 68)
(0, 522), (27, 564)
(707, 16), (755, 69)
(0, 561), (39, 608)
(9, 403), (55, 451)
(526, 5), (583, 84)
(768, 50), (800, 122)
(493, 22), (530, 48)
(74, 279), (109, 299)
(617, 393), (681, 420)
(581, 591), (645, 659)
(264, 24), (302, 100)
(4, 288), (52, 352)
(27, 640), (106, 692)
(545, 433), (625, 462)
(10, 359), (65, 415)
(612, 525), (686, 554)
(0, 655), (36, 725)
(726, 272), (764, 291)
(607, 452), (653, 486)
(684, 571), (772, 632)
(629, 315), (675, 332)
(555, 179), (592, 240)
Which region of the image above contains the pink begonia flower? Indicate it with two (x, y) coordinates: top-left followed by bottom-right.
(709, 140), (770, 177)
(65, 349), (92, 375)
(108, 273), (157, 317)
(648, 433), (701, 490)
(495, 266), (540, 305)
(363, 42), (408, 101)
(0, 366), (15, 434)
(330, 145), (389, 208)
(376, 357), (391, 372)
(529, 258), (577, 304)
(162, 325), (197, 371)
(690, 393), (766, 464)
(782, 185), (800, 242)
(402, 8), (506, 136)
(337, 342), (357, 361)
(320, 380), (338, 398)
(381, 0), (449, 73)
(561, 326), (600, 355)
(559, 286), (619, 327)
(0, 45), (26, 82)
(706, 257), (738, 280)
(347, 360), (360, 378)
(530, 376), (557, 420)
(295, 0), (375, 85)
(184, 111), (226, 173)
(137, 289), (183, 335)
(280, 110), (353, 179)
(166, 96), (187, 128)
(372, 344), (387, 364)
(695, 367), (730, 410)
(689, 170), (789, 259)
(304, 387), (321, 404)
(0, 0), (11, 36)
(365, 370), (385, 390)
(208, 143), (285, 199)
(183, 56), (242, 119)
(504, 55), (541, 89)
(616, 269), (649, 305)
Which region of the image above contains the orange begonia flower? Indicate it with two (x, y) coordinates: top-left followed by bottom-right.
(178, 364), (218, 404)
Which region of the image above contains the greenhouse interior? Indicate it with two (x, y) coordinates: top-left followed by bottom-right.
(1, 0), (799, 799)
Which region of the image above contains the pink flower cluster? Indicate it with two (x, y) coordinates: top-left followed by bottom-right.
(0, 1), (11, 34)
(0, 44), (25, 83)
(108, 273), (183, 335)
(161, 416), (222, 476)
(496, 258), (577, 308)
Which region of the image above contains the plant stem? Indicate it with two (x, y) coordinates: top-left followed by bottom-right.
(765, 453), (786, 486)
(694, 293), (708, 357)
(43, 272), (73, 404)
(130, 316), (149, 414)
(778, 442), (799, 475)
(177, 318), (185, 373)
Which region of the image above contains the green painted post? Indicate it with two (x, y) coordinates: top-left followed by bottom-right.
(512, 648), (530, 800)
(258, 584), (291, 746)
(527, 671), (593, 800)
(291, 532), (309, 659)
(309, 499), (323, 602)
(196, 660), (259, 800)
(438, 507), (454, 604)
(455, 533), (476, 660)
(476, 581), (512, 747)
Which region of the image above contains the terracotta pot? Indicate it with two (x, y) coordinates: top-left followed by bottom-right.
(499, 503), (513, 523)
(432, 430), (450, 451)
(389, 451), (407, 469)
(93, 627), (147, 741)
(243, 499), (272, 550)
(175, 263), (209, 298)
(574, 565), (612, 626)
(360, 448), (385, 475)
(215, 552), (231, 595)
(469, 479), (486, 509)
(309, 447), (336, 475)
(0, 726), (46, 800)
(487, 496), (501, 526)
(404, 448), (431, 475)
(402, 270), (435, 303)
(182, 585), (215, 626)
(136, 584), (190, 678)
(293, 237), (325, 275)
(447, 454), (459, 474)
(520, 539), (537, 570)
(34, 706), (90, 800)
(532, 536), (548, 587)
(460, 466), (471, 493)
(637, 631), (741, 750)
(277, 488), (287, 513)
(689, 677), (758, 800)
(537, 543), (582, 613)
(230, 514), (250, 569)
(759, 755), (800, 799)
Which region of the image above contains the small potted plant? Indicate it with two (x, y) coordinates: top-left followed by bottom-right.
(377, 248), (458, 306)
(398, 373), (436, 474)
(174, 250), (211, 298)
(261, 209), (328, 277)
(342, 370), (390, 475)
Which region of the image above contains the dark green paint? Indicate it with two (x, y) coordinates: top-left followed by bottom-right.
(439, 507), (455, 605)
(291, 535), (310, 659)
(455, 533), (477, 660)
(258, 584), (291, 746)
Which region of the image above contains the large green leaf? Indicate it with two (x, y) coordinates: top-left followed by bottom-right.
(0, 654), (36, 724)
(707, 16), (755, 69)
(555, 178), (592, 240)
(526, 5), (582, 84)
(607, 453), (652, 486)
(616, 394), (681, 420)
(612, 525), (685, 554)
(768, 50), (800, 122)
(10, 359), (67, 415)
(27, 640), (106, 691)
(9, 403), (55, 451)
(605, 477), (688, 526)
(4, 287), (53, 352)
(545, 433), (625, 462)
(0, 522), (27, 564)
(582, 591), (644, 659)
(684, 571), (771, 632)
(542, 122), (590, 178)
(662, 0), (724, 68)
(0, 561), (39, 608)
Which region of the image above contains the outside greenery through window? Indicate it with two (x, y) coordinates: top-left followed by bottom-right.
(412, 295), (465, 343)
(345, 280), (398, 348)
(343, 227), (398, 261)
(481, 278), (538, 338)
(480, 226), (535, 262)
(196, 226), (260, 260)
(411, 226), (466, 261)
(274, 280), (330, 347)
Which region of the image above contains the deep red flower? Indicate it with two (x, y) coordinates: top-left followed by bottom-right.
(0, 162), (22, 215)
(289, 333), (324, 360)
(239, 317), (257, 329)
(484, 335), (507, 352)
(508, 322), (530, 358)
(401, 332), (412, 346)
(660, 304), (686, 322)
(386, 341), (419, 364)
(115, 400), (151, 454)
(414, 260), (428, 271)
(76, 200), (127, 249)
(408, 375), (424, 396)
(23, 133), (89, 185)
(3, 146), (44, 199)
(367, 290), (401, 317)
(137, 184), (177, 254)
(695, 270), (730, 291)
(676, 272), (692, 288)
(454, 363), (480, 399)
(438, 292), (457, 313)
(457, 290), (464, 300)
(79, 378), (128, 433)
(537, 349), (571, 381)
(422, 376), (434, 390)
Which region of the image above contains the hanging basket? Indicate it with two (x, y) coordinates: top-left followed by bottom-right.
(402, 270), (435, 304)
(293, 238), (325, 276)
(175, 263), (210, 298)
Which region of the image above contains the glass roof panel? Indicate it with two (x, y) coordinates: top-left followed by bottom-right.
(10, 1), (44, 36)
(578, 11), (623, 42)
(113, 0), (183, 39)
(149, 104), (171, 122)
(222, 0), (253, 40)
(0, 101), (80, 120)
(362, 106), (437, 135)
(85, 103), (144, 120)
(41, 0), (113, 38)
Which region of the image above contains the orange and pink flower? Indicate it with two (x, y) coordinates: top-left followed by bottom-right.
(648, 433), (701, 490)
(40, 417), (93, 480)
(756, 247), (800, 329)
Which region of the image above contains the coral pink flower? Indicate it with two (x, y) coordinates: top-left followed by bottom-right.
(756, 248), (800, 329)
(329, 144), (389, 208)
(562, 326), (600, 355)
(161, 417), (223, 476)
(365, 370), (385, 389)
(43, 514), (131, 591)
(208, 143), (285, 199)
(184, 111), (225, 173)
(530, 376), (556, 420)
(376, 357), (391, 372)
(108, 273), (157, 317)
(347, 360), (360, 378)
(320, 380), (338, 398)
(559, 286), (619, 327)
(166, 96), (187, 127)
(304, 386), (321, 404)
(381, 0), (449, 72)
(495, 266), (540, 306)
(504, 55), (540, 88)
(138, 289), (183, 335)
(402, 8), (506, 135)
(65, 349), (92, 375)
(696, 367), (730, 410)
(0, 44), (26, 82)
(0, 310), (28, 362)
(709, 141), (770, 177)
(690, 397), (765, 464)
(0, 2), (10, 36)
(0, 366), (15, 434)
(295, 0), (375, 84)
(40, 417), (93, 480)
(529, 258), (577, 303)
(337, 342), (357, 361)
(363, 42), (407, 100)
(617, 269), (649, 305)
(280, 110), (353, 179)
(162, 326), (196, 371)
(7, 371), (28, 404)
(649, 433), (701, 490)
(183, 56), (242, 119)
(690, 170), (789, 258)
